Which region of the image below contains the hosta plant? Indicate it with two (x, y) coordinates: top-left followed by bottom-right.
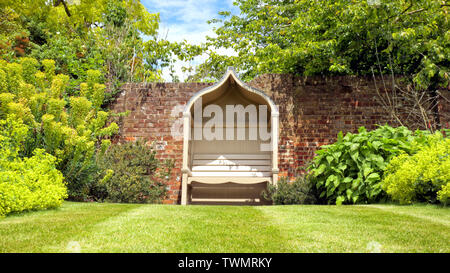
(309, 125), (427, 205)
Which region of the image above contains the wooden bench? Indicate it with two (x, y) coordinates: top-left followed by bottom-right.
(184, 153), (273, 204)
(187, 153), (273, 184)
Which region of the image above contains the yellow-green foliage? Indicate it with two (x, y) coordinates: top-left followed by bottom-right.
(437, 183), (450, 205)
(0, 116), (67, 217)
(0, 58), (118, 199)
(0, 149), (67, 217)
(69, 96), (92, 127)
(50, 74), (70, 98)
(20, 57), (39, 84)
(5, 62), (22, 95)
(382, 134), (450, 204)
(80, 70), (105, 109)
(41, 59), (55, 82)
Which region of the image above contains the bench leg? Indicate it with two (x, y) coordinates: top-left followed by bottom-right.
(273, 173), (278, 186)
(181, 173), (188, 205)
(188, 184), (193, 203)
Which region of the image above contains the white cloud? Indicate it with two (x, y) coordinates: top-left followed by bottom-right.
(143, 0), (219, 42)
(141, 0), (238, 82)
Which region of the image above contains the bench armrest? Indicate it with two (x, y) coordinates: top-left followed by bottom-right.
(181, 168), (192, 176)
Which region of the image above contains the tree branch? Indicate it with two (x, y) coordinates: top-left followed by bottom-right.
(54, 0), (71, 17)
(393, 4), (449, 23)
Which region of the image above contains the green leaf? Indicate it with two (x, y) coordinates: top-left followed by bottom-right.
(314, 164), (326, 176)
(350, 143), (360, 151)
(363, 165), (373, 178)
(326, 155), (334, 164)
(346, 189), (353, 200)
(365, 173), (380, 183)
(350, 151), (359, 162)
(325, 175), (336, 187)
(333, 151), (342, 160)
(336, 196), (345, 205)
(333, 177), (340, 187)
(338, 164), (347, 172)
(352, 178), (361, 189)
(343, 177), (353, 183)
(372, 141), (382, 150)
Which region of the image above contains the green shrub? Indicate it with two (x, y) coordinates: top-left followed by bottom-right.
(437, 183), (450, 205)
(95, 141), (173, 203)
(0, 58), (119, 200)
(264, 175), (317, 205)
(0, 115), (67, 217)
(382, 133), (449, 204)
(309, 125), (427, 205)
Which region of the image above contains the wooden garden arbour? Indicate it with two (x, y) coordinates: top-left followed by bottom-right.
(180, 68), (279, 205)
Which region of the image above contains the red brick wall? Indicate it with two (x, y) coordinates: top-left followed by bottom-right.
(111, 82), (213, 204)
(110, 75), (449, 204)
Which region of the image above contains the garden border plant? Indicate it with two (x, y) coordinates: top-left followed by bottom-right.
(93, 140), (175, 204)
(308, 125), (440, 205)
(0, 57), (119, 207)
(0, 115), (67, 217)
(382, 133), (449, 205)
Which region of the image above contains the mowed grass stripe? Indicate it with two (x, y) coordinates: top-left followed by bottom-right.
(0, 202), (139, 253)
(173, 206), (289, 252)
(367, 204), (450, 227)
(0, 202), (449, 253)
(257, 205), (450, 253)
(74, 205), (289, 253)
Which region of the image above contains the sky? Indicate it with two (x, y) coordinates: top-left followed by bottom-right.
(141, 0), (240, 82)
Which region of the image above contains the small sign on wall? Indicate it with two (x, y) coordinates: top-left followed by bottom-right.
(155, 140), (167, 150)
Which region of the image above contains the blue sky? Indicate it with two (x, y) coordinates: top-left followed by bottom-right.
(141, 0), (239, 81)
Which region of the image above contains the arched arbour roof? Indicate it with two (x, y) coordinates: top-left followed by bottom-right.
(183, 67), (279, 116)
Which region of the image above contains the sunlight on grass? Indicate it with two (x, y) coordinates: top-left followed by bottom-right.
(0, 202), (138, 253)
(259, 205), (450, 253)
(0, 202), (448, 253)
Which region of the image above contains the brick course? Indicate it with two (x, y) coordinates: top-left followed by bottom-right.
(111, 74), (449, 204)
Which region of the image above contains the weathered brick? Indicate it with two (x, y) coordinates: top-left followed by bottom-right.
(110, 74), (449, 204)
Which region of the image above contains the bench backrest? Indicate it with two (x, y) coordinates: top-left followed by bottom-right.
(191, 154), (271, 177)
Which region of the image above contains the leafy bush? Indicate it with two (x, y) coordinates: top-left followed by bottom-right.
(437, 184), (450, 205)
(382, 133), (449, 205)
(309, 125), (427, 205)
(0, 58), (119, 200)
(0, 115), (67, 217)
(95, 141), (173, 203)
(264, 176), (317, 205)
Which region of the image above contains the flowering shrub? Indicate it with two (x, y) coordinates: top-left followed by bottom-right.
(0, 116), (67, 217)
(382, 133), (449, 204)
(0, 58), (118, 200)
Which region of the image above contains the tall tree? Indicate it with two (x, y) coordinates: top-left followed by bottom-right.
(0, 0), (195, 98)
(192, 0), (449, 91)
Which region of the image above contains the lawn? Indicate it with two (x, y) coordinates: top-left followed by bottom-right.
(0, 202), (449, 253)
